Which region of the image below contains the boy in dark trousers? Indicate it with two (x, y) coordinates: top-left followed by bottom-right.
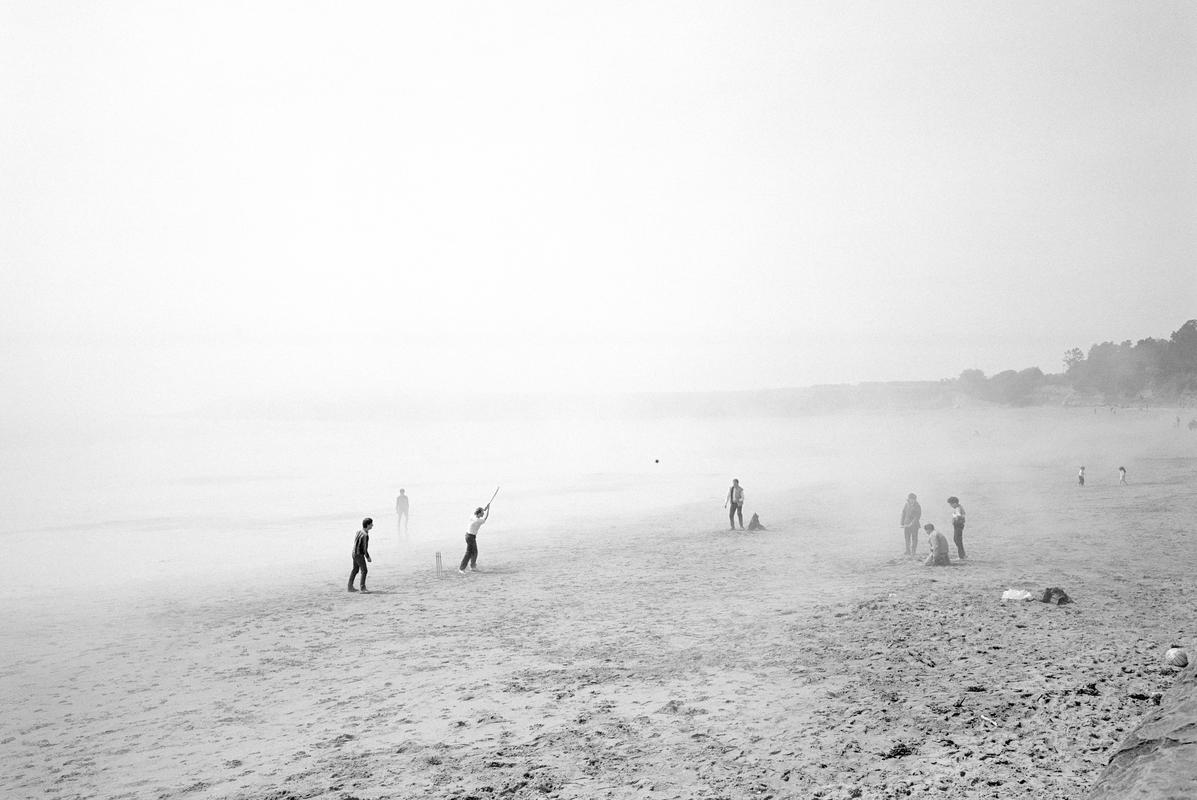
(947, 497), (966, 560)
(724, 479), (745, 530)
(348, 517), (373, 592)
(459, 504), (490, 574)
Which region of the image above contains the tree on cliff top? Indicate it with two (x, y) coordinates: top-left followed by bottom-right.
(961, 319), (1197, 404)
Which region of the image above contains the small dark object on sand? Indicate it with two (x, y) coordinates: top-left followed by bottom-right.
(881, 742), (916, 759)
(1041, 587), (1072, 605)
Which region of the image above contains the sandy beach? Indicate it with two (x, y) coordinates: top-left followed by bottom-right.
(2, 407), (1195, 799)
(7, 0), (1195, 795)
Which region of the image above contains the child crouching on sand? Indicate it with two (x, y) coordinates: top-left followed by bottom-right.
(923, 523), (950, 567)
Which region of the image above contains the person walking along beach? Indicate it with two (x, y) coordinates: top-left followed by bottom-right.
(459, 504), (490, 574)
(348, 517), (373, 592)
(947, 496), (966, 560)
(1078, 466), (1085, 486)
(1118, 466), (1127, 486)
(900, 493), (922, 556)
(725, 479), (745, 530)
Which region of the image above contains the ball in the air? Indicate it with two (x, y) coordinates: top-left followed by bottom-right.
(654, 459), (659, 463)
(1165, 648), (1189, 668)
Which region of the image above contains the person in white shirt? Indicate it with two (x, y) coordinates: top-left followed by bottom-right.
(947, 496), (966, 560)
(724, 479), (745, 530)
(459, 504), (490, 574)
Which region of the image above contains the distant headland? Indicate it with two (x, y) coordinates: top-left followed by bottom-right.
(199, 319), (1197, 421)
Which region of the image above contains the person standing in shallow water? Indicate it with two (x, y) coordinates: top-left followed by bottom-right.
(725, 478), (745, 530)
(459, 504), (490, 574)
(947, 496), (966, 560)
(1118, 466), (1127, 486)
(1078, 466), (1085, 486)
(900, 493), (922, 556)
(348, 517), (373, 592)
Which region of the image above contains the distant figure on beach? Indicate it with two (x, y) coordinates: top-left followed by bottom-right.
(459, 503), (490, 574)
(348, 517), (373, 592)
(923, 524), (950, 566)
(900, 493), (922, 556)
(947, 496), (966, 560)
(725, 478), (745, 530)
(395, 489), (409, 536)
(1078, 466), (1085, 486)
(1118, 466), (1127, 486)
(747, 512), (766, 531)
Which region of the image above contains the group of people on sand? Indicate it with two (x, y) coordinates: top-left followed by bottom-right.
(891, 462), (1137, 575)
(900, 493), (967, 566)
(347, 479), (978, 591)
(346, 492), (494, 591)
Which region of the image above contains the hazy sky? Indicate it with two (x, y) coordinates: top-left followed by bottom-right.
(3, 1), (1195, 416)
